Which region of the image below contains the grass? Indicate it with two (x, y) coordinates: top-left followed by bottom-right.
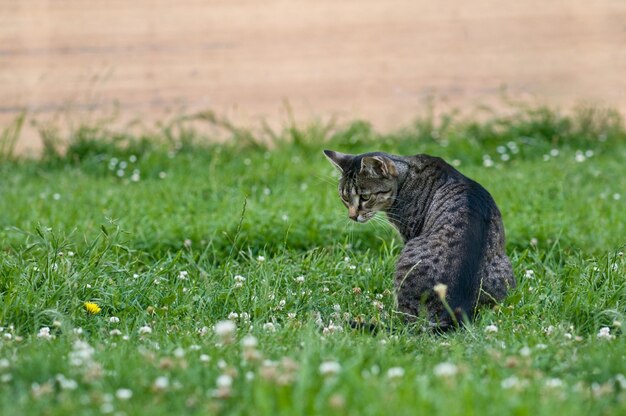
(0, 105), (625, 415)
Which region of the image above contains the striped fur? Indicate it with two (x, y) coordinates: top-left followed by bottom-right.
(324, 150), (516, 330)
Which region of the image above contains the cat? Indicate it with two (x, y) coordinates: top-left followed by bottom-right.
(324, 149), (516, 330)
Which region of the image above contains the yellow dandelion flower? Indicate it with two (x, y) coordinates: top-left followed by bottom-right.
(84, 302), (101, 315)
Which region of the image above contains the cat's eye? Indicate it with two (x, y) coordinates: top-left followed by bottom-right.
(360, 194), (371, 201)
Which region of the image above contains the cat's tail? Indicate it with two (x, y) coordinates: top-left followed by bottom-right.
(446, 188), (493, 322)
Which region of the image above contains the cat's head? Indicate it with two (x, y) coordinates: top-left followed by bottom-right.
(323, 150), (399, 223)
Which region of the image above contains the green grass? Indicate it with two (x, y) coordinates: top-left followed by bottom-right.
(1, 105), (625, 415)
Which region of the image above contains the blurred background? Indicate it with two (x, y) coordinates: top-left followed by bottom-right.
(1, 0), (625, 155)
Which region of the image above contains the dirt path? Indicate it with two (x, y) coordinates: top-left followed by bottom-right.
(1, 0), (625, 154)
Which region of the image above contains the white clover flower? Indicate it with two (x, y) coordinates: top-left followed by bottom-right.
(69, 340), (95, 367)
(597, 327), (615, 340)
(372, 300), (384, 311)
(519, 346), (531, 357)
(3, 333), (11, 340)
(433, 362), (458, 377)
(116, 388), (133, 400)
(295, 276), (305, 284)
(214, 320), (237, 340)
(138, 325), (152, 335)
(319, 361), (341, 376)
(228, 312), (239, 320)
(200, 354), (211, 363)
(257, 255), (265, 262)
(198, 326), (210, 336)
(545, 378), (564, 388)
(109, 329), (122, 337)
(153, 376), (169, 391)
(0, 359), (10, 369)
(485, 324), (498, 334)
(233, 275), (246, 288)
(37, 327), (52, 340)
(501, 376), (522, 389)
(216, 374), (233, 389)
(242, 335), (258, 349)
(322, 321), (344, 335)
(173, 347), (185, 358)
(55, 374), (78, 390)
(524, 270), (535, 279)
(189, 344), (201, 351)
(263, 322), (276, 333)
(109, 317), (120, 324)
(386, 367), (405, 379)
(178, 271), (188, 280)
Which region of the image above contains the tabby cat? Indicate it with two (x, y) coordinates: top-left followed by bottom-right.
(324, 150), (516, 330)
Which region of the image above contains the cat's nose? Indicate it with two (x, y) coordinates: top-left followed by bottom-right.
(348, 207), (358, 221)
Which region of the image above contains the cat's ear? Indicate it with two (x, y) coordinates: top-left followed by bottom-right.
(360, 156), (398, 178)
(323, 150), (353, 172)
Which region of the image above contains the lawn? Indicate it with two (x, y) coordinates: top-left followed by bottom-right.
(0, 106), (625, 415)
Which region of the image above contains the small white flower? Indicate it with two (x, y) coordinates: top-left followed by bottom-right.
(387, 367), (405, 379)
(597, 326), (615, 340)
(372, 300), (384, 311)
(233, 275), (246, 288)
(109, 329), (122, 337)
(501, 376), (522, 389)
(55, 374), (78, 390)
(228, 312), (239, 320)
(189, 344), (201, 351)
(242, 335), (258, 349)
(524, 270), (535, 279)
(519, 346), (531, 357)
(3, 333), (11, 340)
(319, 361), (341, 376)
(564, 333), (572, 340)
(109, 317), (120, 324)
(485, 324), (498, 334)
(200, 354), (211, 363)
(263, 322), (276, 333)
(545, 378), (564, 388)
(433, 283), (448, 299)
(216, 374), (233, 389)
(138, 325), (152, 335)
(153, 376), (169, 390)
(116, 388), (133, 400)
(37, 327), (52, 340)
(173, 347), (185, 358)
(178, 271), (188, 280)
(214, 320), (237, 340)
(295, 275), (305, 284)
(257, 255), (265, 262)
(433, 362), (458, 377)
(0, 359), (10, 369)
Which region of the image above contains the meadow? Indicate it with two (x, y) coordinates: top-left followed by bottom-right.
(0, 105), (625, 415)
